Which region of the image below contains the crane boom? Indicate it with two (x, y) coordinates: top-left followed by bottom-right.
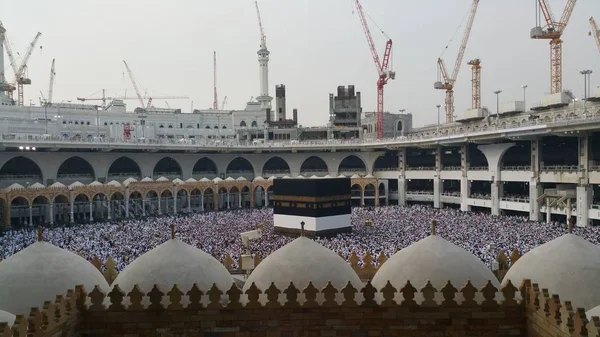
(122, 60), (145, 108)
(255, 1), (266, 45)
(0, 21), (19, 83)
(77, 95), (188, 102)
(14, 32), (41, 84)
(590, 17), (600, 55)
(48, 59), (55, 104)
(354, 0), (383, 74)
(434, 0), (479, 123)
(213, 51), (218, 110)
(451, 0), (479, 82)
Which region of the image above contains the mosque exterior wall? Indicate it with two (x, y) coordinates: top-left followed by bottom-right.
(3, 280), (599, 337)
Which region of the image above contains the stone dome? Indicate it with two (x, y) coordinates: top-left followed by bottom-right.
(372, 234), (500, 291)
(112, 238), (234, 293)
(0, 310), (15, 326)
(243, 237), (361, 292)
(588, 304), (600, 319)
(0, 241), (109, 315)
(502, 234), (600, 311)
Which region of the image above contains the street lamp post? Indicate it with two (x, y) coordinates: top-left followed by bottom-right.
(580, 70), (593, 99)
(521, 85), (528, 111)
(436, 105), (441, 131)
(493, 90), (502, 121)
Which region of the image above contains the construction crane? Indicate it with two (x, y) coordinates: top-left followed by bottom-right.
(531, 0), (577, 94)
(47, 58), (55, 105)
(77, 95), (189, 106)
(589, 17), (600, 55)
(354, 0), (394, 139)
(467, 59), (481, 109)
(0, 21), (17, 93)
(221, 96), (228, 110)
(122, 60), (146, 108)
(434, 0), (479, 123)
(2, 28), (42, 106)
(213, 51), (218, 110)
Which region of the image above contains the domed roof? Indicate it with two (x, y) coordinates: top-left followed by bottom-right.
(588, 304), (600, 318)
(0, 236), (109, 315)
(112, 237), (234, 293)
(372, 233), (500, 291)
(243, 237), (361, 292)
(502, 234), (600, 311)
(0, 310), (15, 326)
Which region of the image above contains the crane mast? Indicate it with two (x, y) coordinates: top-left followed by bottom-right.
(467, 59), (481, 109)
(589, 17), (600, 55)
(434, 0), (479, 123)
(354, 0), (394, 139)
(48, 59), (55, 105)
(122, 60), (146, 108)
(213, 51), (218, 110)
(531, 0), (577, 94)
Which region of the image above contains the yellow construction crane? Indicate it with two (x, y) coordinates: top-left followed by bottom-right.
(530, 0), (576, 94)
(467, 59), (481, 109)
(589, 16), (600, 55)
(434, 0), (479, 123)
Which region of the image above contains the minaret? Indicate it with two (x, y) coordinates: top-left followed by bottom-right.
(256, 39), (272, 118)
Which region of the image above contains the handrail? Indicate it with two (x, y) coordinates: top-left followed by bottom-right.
(501, 165), (531, 171)
(406, 190), (434, 195)
(541, 165), (580, 171)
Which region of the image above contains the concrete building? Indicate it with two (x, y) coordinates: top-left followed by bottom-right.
(362, 110), (413, 138)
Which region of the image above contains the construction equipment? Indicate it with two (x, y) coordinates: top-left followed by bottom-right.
(213, 51), (218, 110)
(221, 96), (228, 110)
(0, 21), (16, 93)
(434, 0), (479, 123)
(354, 0), (395, 139)
(2, 28), (42, 106)
(122, 60), (145, 108)
(77, 94), (188, 107)
(589, 17), (600, 55)
(531, 0), (576, 94)
(255, 1), (266, 46)
(467, 59), (481, 109)
(47, 58), (55, 105)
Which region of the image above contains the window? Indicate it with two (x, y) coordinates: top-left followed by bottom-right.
(397, 121), (403, 132)
(159, 124), (164, 128)
(222, 125), (227, 129)
(240, 121), (246, 127)
(251, 121), (258, 127)
(214, 126), (218, 129)
(205, 125), (210, 129)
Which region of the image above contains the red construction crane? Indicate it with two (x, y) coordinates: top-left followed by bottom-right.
(531, 0), (577, 94)
(213, 51), (219, 110)
(354, 0), (394, 139)
(434, 0), (479, 123)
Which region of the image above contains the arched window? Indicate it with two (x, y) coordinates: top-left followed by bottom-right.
(222, 125), (227, 129)
(214, 125), (219, 129)
(251, 121), (258, 127)
(397, 121), (403, 132)
(205, 125), (210, 129)
(240, 121), (247, 127)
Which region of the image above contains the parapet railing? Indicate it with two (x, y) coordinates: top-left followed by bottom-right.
(405, 166), (436, 171)
(467, 166), (489, 171)
(441, 166), (461, 171)
(501, 165), (532, 171)
(441, 192), (461, 197)
(373, 167), (398, 172)
(469, 194), (491, 200)
(501, 197), (530, 203)
(406, 190), (434, 195)
(541, 165), (580, 172)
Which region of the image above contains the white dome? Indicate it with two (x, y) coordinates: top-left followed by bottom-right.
(350, 174), (361, 179)
(140, 177), (153, 182)
(172, 178), (184, 184)
(88, 180), (102, 186)
(0, 310), (15, 326)
(186, 178), (198, 183)
(0, 242), (109, 315)
(50, 182), (66, 188)
(123, 177), (138, 186)
(243, 237), (361, 292)
(236, 177), (247, 181)
(225, 177), (235, 181)
(156, 176), (169, 182)
(107, 180), (121, 187)
(4, 183), (24, 192)
(69, 181), (84, 188)
(502, 234), (600, 311)
(254, 176), (265, 181)
(588, 304), (600, 318)
(199, 177), (211, 182)
(112, 239), (234, 293)
(373, 235), (500, 291)
(28, 182), (45, 189)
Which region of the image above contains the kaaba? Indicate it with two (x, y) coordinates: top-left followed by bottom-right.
(272, 178), (352, 237)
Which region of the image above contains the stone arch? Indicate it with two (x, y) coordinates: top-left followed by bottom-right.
(57, 156), (96, 180)
(501, 142), (531, 168)
(300, 156), (328, 174)
(0, 156), (43, 184)
(226, 157), (254, 176)
(110, 192), (125, 200)
(107, 156), (141, 180)
(262, 156), (291, 175)
(338, 155), (366, 174)
(92, 192), (108, 201)
(193, 157), (218, 177)
(53, 194), (69, 204)
(10, 196), (30, 226)
(129, 191), (143, 199)
(153, 157), (182, 178)
(373, 152), (398, 171)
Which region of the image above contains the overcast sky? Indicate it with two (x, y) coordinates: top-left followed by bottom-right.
(2, 0), (599, 127)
